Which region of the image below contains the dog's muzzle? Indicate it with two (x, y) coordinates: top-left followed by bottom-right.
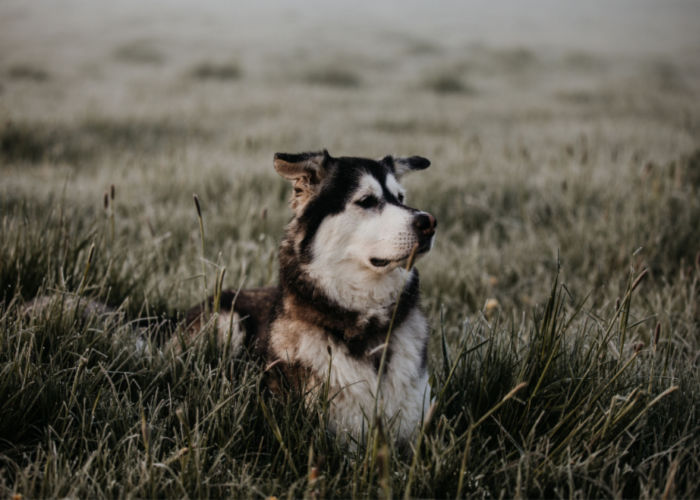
(412, 211), (437, 252)
(369, 211), (437, 268)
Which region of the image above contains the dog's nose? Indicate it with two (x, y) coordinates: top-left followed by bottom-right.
(413, 212), (437, 236)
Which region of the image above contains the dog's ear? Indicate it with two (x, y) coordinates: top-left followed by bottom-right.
(382, 155), (430, 178)
(274, 150), (331, 213)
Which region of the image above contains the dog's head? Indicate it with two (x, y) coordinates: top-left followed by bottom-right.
(274, 150), (436, 277)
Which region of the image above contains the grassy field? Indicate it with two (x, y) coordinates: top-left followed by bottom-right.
(1, 1), (699, 497)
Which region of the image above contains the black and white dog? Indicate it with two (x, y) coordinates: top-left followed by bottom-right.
(187, 150), (437, 442)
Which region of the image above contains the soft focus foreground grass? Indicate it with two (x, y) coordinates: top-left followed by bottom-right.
(1, 2), (699, 497)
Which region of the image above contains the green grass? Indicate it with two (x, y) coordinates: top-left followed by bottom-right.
(0, 205), (697, 497)
(1, 2), (699, 497)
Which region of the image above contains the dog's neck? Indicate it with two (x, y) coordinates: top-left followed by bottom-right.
(278, 235), (420, 341)
(307, 263), (410, 322)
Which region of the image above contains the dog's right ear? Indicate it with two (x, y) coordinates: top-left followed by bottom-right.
(274, 150), (330, 214)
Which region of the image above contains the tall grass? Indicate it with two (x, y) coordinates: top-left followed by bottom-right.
(0, 190), (697, 497)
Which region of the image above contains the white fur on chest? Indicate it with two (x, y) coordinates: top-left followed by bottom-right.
(305, 264), (409, 325)
(271, 307), (431, 442)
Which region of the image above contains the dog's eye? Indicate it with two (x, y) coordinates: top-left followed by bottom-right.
(355, 195), (379, 209)
(397, 193), (405, 203)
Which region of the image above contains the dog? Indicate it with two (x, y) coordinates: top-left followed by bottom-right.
(24, 150), (437, 444)
(186, 150), (437, 443)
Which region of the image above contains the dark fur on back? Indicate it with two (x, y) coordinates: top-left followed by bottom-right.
(185, 287), (277, 356)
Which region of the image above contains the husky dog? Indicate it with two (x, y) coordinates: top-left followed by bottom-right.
(187, 150), (437, 443)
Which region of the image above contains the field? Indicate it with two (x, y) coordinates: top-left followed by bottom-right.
(1, 1), (699, 497)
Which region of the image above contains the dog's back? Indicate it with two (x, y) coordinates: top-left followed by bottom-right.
(185, 286), (278, 356)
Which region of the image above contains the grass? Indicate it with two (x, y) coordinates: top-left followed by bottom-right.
(1, 2), (699, 497)
(421, 71), (474, 95)
(6, 64), (50, 82)
(189, 61), (242, 81)
(0, 119), (207, 165)
(112, 40), (165, 65)
(302, 66), (362, 88)
(0, 210), (697, 497)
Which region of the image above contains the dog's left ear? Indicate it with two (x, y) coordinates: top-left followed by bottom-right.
(274, 150), (331, 214)
(381, 155), (430, 178)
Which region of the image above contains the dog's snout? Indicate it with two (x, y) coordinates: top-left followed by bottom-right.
(413, 212), (437, 235)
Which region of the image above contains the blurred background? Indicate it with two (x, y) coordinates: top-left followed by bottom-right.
(2, 0), (698, 159)
(1, 0), (699, 311)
